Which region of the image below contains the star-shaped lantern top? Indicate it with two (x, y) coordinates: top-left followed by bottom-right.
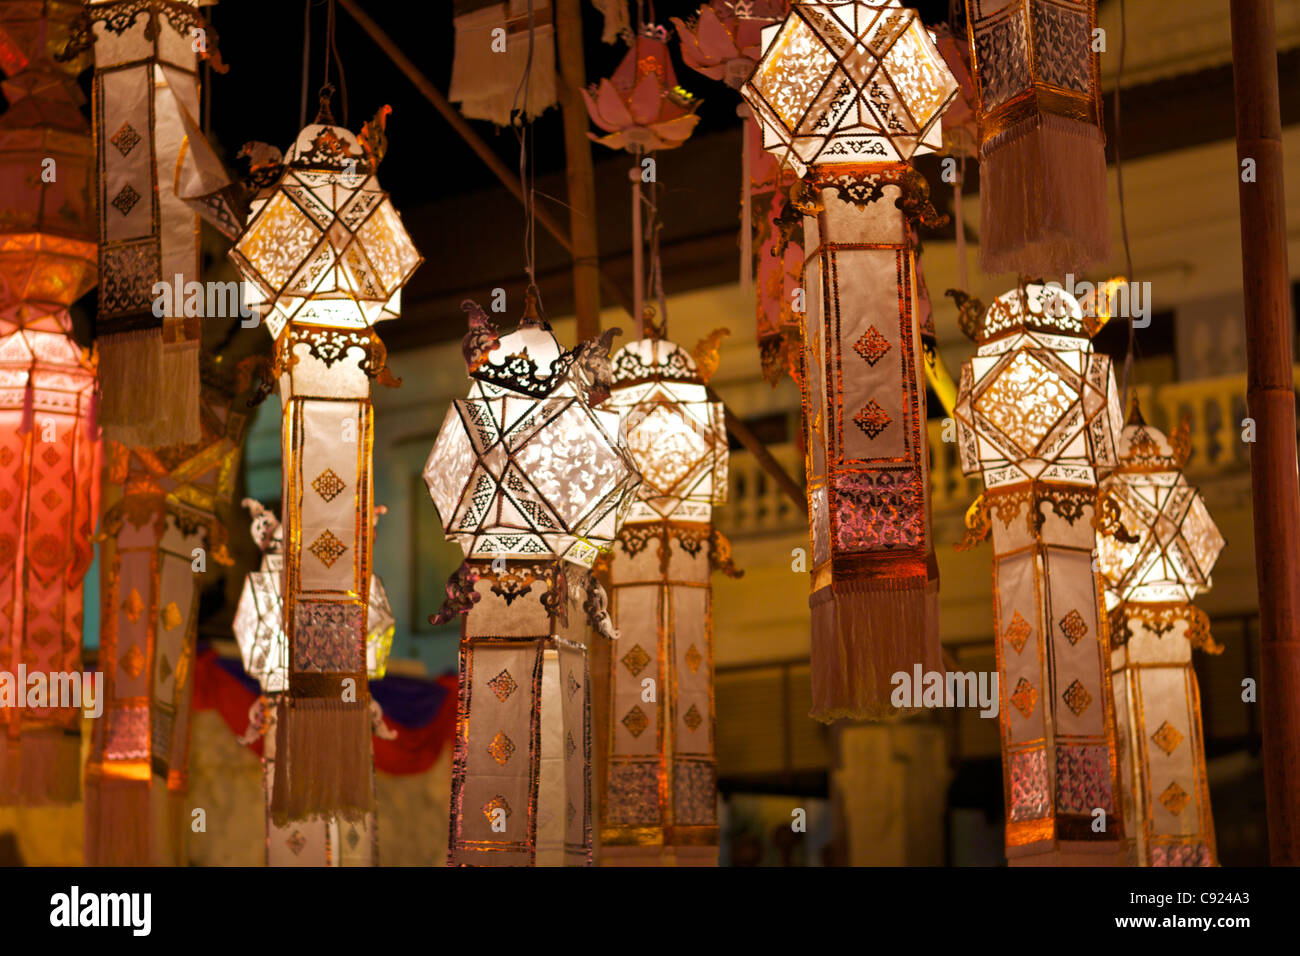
(954, 284), (1123, 491)
(229, 120), (422, 342)
(740, 0), (958, 175)
(1096, 408), (1225, 608)
(424, 299), (642, 568)
(605, 336), (728, 523)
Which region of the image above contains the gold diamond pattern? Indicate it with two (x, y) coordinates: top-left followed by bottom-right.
(1151, 720), (1183, 756)
(120, 644), (144, 680)
(487, 731), (516, 766)
(1062, 679), (1092, 716)
(482, 795), (512, 825)
(162, 601), (182, 631)
(853, 325), (891, 366)
(621, 643), (650, 677)
(1004, 611), (1031, 654)
(309, 529), (347, 568)
(1009, 677), (1037, 718)
(312, 468), (346, 502)
(110, 121), (141, 156)
(110, 183), (141, 217)
(622, 705), (650, 738)
(683, 704), (703, 732)
(287, 830), (306, 855)
(1159, 781), (1191, 816)
(487, 669), (517, 702)
(1059, 609), (1088, 645)
(853, 399), (892, 440)
(684, 643), (703, 674)
(122, 588), (144, 623)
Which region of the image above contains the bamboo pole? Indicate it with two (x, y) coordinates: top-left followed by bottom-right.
(554, 0), (602, 340)
(1229, 0), (1300, 865)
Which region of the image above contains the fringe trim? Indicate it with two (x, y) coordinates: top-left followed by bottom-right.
(0, 731), (81, 806)
(809, 571), (941, 724)
(97, 332), (200, 447)
(270, 697), (375, 826)
(978, 113), (1110, 277)
(84, 775), (152, 866)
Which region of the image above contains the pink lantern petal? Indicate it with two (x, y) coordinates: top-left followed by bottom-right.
(697, 6), (739, 59)
(671, 16), (710, 69)
(652, 113), (702, 147)
(628, 72), (663, 127)
(596, 78), (635, 130)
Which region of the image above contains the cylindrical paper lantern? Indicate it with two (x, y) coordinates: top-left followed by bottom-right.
(229, 110), (421, 827)
(741, 0), (957, 721)
(85, 376), (247, 864)
(424, 295), (641, 866)
(1097, 409), (1226, 866)
(0, 0), (100, 805)
(953, 284), (1126, 865)
(964, 0), (1108, 276)
(598, 334), (738, 865)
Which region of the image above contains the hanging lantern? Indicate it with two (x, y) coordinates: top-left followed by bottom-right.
(1096, 409), (1225, 866)
(953, 284), (1126, 865)
(583, 28), (701, 152)
(449, 0), (558, 127)
(232, 500), (396, 866)
(598, 333), (740, 865)
(85, 374), (247, 864)
(424, 295), (641, 866)
(60, 0), (234, 446)
(963, 0), (1108, 276)
(0, 0), (100, 806)
(741, 0), (957, 721)
(672, 1), (784, 89)
(228, 105), (422, 828)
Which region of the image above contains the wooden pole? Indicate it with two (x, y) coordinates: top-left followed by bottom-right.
(554, 0), (602, 340)
(1230, 0), (1300, 865)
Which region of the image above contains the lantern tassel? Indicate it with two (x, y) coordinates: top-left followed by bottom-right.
(96, 329), (162, 444)
(84, 775), (152, 865)
(978, 113), (1109, 277)
(0, 730), (80, 805)
(808, 563), (940, 723)
(270, 696), (374, 825)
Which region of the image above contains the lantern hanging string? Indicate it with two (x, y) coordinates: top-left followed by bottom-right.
(300, 0), (312, 128)
(512, 0), (544, 314)
(315, 0), (348, 128)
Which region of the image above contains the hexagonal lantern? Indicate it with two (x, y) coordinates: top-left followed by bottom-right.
(742, 0), (957, 175)
(604, 336), (727, 523)
(954, 283), (1128, 865)
(1096, 408), (1226, 867)
(425, 296), (641, 867)
(739, 1), (958, 723)
(230, 122), (422, 342)
(598, 333), (738, 864)
(424, 306), (641, 568)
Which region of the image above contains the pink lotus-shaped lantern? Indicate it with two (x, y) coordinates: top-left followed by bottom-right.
(583, 30), (701, 151)
(672, 1), (785, 88)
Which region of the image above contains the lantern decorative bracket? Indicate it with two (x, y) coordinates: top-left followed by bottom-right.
(58, 0), (229, 72)
(955, 493), (990, 551)
(430, 562), (482, 626)
(708, 528), (744, 579)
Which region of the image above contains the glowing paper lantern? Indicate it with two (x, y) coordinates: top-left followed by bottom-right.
(583, 29), (701, 151)
(0, 0), (100, 805)
(85, 377), (247, 865)
(741, 0), (956, 720)
(1097, 410), (1225, 866)
(953, 284), (1126, 865)
(963, 0), (1108, 276)
(598, 334), (739, 865)
(228, 110), (421, 827)
(233, 500), (396, 866)
(425, 295), (641, 866)
(62, 0), (231, 446)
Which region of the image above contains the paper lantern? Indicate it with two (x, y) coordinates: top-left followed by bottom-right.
(449, 0), (557, 126)
(232, 500), (395, 866)
(0, 0), (100, 806)
(1097, 409), (1225, 866)
(953, 284), (1126, 864)
(85, 375), (247, 865)
(747, 116), (804, 387)
(672, 1), (785, 89)
(583, 29), (701, 151)
(598, 334), (739, 865)
(963, 0), (1108, 276)
(425, 295), (641, 866)
(741, 0), (956, 721)
(60, 0), (231, 446)
(228, 109), (421, 827)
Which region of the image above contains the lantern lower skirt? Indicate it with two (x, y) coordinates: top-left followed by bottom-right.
(448, 563), (592, 866)
(1111, 605), (1217, 866)
(601, 522), (718, 863)
(989, 484), (1124, 865)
